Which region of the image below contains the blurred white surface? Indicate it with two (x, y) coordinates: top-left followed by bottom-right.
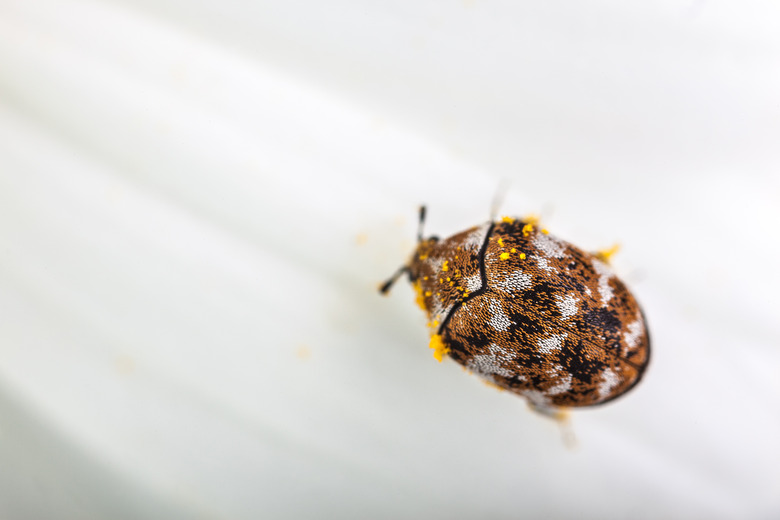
(1, 0), (779, 518)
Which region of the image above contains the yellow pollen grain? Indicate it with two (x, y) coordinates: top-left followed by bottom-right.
(449, 281), (454, 286)
(520, 253), (526, 260)
(439, 278), (443, 283)
(500, 252), (510, 260)
(463, 291), (470, 297)
(542, 229), (549, 235)
(419, 254), (428, 260)
(423, 276), (428, 280)
(522, 223), (534, 237)
(597, 244), (621, 263)
(482, 380), (505, 392)
(442, 261), (449, 272)
(429, 334), (450, 362)
(425, 291), (432, 297)
(501, 216), (514, 223)
(498, 238), (505, 247)
(511, 248), (516, 253)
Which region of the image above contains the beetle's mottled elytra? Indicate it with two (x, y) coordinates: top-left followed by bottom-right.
(380, 206), (650, 411)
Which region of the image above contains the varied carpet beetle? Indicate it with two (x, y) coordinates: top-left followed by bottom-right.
(380, 207), (650, 412)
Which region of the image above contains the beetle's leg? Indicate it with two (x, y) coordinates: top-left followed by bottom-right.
(528, 403), (577, 448)
(379, 265), (409, 295)
(490, 179), (510, 221)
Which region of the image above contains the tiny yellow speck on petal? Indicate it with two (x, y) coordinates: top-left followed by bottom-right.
(500, 252), (510, 260)
(596, 244), (621, 263)
(520, 253), (527, 260)
(501, 216), (514, 223)
(429, 334), (450, 362)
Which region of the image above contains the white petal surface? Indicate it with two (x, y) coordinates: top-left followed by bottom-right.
(1, 1), (779, 519)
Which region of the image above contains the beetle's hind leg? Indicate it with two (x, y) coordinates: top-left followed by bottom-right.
(528, 403), (577, 449)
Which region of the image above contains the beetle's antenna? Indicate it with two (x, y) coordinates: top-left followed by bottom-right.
(417, 205), (427, 243)
(379, 266), (408, 295)
(381, 206), (425, 295)
(490, 179), (510, 221)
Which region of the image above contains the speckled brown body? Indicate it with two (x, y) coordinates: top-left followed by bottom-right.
(407, 218), (650, 408)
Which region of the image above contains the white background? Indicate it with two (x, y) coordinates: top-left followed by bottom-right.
(1, 0), (779, 518)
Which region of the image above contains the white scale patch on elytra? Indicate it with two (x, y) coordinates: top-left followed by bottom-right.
(464, 274), (481, 292)
(555, 293), (580, 319)
(591, 258), (615, 306)
(533, 256), (558, 274)
(597, 368), (619, 399)
(488, 298), (513, 331)
(623, 313), (645, 352)
(462, 223), (491, 250)
(546, 367), (573, 396)
(537, 333), (568, 354)
(467, 343), (515, 382)
(532, 233), (566, 258)
(495, 270), (532, 293)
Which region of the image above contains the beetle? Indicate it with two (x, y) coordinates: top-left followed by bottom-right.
(380, 206), (650, 413)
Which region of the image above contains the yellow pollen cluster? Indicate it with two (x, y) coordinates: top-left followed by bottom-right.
(501, 216), (514, 223)
(497, 238), (525, 261)
(429, 334), (450, 362)
(442, 261), (449, 272)
(412, 280), (427, 311)
(522, 223), (534, 237)
(524, 214), (540, 225)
